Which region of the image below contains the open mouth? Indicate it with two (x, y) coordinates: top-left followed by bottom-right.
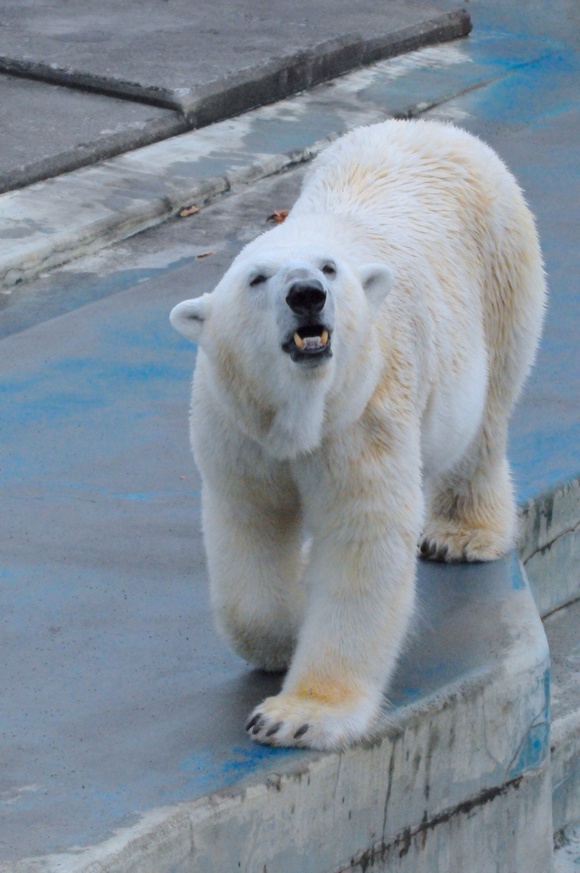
(282, 325), (332, 363)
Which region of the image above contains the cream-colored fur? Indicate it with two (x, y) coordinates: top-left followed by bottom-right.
(170, 120), (546, 750)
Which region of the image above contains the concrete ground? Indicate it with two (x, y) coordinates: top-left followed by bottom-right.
(1, 0), (579, 869)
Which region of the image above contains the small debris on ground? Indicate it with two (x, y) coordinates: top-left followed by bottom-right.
(267, 209), (289, 224)
(179, 204), (201, 218)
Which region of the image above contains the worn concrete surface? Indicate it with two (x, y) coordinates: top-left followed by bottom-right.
(545, 601), (580, 831)
(555, 824), (580, 873)
(521, 478), (580, 616)
(0, 75), (186, 195)
(548, 601), (580, 731)
(0, 1), (469, 191)
(1, 0), (579, 869)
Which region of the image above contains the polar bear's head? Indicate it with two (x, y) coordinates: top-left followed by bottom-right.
(170, 241), (393, 458)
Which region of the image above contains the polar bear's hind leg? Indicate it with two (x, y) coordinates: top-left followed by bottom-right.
(421, 448), (517, 563)
(421, 171), (546, 563)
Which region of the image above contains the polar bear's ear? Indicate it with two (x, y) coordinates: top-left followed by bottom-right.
(170, 295), (212, 345)
(359, 264), (394, 313)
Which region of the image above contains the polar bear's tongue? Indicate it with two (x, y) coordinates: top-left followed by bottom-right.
(293, 329), (329, 350)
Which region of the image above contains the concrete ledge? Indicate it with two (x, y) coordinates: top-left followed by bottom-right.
(6, 557), (552, 872)
(520, 477), (580, 616)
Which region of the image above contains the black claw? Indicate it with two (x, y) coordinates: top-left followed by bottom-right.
(428, 541), (438, 557)
(438, 544), (449, 561)
(293, 723), (309, 739)
(419, 539), (429, 556)
(251, 717), (266, 735)
(266, 721), (283, 738)
(245, 714), (261, 732)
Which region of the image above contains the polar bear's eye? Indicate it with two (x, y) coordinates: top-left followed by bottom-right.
(249, 273), (268, 288)
(322, 262), (336, 278)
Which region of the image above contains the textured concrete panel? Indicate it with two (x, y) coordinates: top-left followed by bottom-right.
(545, 600), (580, 830)
(349, 765), (553, 873)
(525, 527), (580, 617)
(521, 478), (580, 615)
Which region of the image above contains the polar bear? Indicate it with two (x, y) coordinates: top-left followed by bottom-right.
(170, 119), (545, 750)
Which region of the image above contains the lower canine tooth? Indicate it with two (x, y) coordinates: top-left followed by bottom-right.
(320, 330), (329, 345)
(294, 333), (304, 349)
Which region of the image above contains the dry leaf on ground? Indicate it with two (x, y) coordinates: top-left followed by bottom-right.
(179, 204), (201, 218)
(196, 250), (215, 260)
(267, 209), (289, 224)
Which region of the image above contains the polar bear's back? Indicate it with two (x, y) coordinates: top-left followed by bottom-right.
(293, 120), (524, 251)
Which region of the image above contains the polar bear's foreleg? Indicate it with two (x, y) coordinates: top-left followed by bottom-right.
(202, 487), (306, 672)
(245, 434), (422, 749)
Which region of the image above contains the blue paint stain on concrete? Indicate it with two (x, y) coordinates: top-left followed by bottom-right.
(242, 110), (344, 155)
(179, 743), (299, 791)
(467, 52), (580, 126)
(511, 561), (527, 591)
(507, 669), (551, 780)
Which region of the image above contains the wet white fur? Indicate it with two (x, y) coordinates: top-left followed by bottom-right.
(170, 120), (546, 750)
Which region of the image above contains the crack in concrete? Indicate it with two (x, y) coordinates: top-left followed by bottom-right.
(523, 520), (580, 563)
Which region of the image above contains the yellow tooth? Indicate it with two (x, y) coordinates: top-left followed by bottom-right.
(320, 329), (329, 345)
(294, 333), (304, 349)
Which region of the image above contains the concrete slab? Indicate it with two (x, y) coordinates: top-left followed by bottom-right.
(0, 74), (185, 194)
(0, 2), (470, 117)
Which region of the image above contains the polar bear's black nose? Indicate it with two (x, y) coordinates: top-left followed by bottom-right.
(286, 280), (326, 316)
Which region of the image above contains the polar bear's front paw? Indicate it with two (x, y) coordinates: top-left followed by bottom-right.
(245, 690), (379, 750)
